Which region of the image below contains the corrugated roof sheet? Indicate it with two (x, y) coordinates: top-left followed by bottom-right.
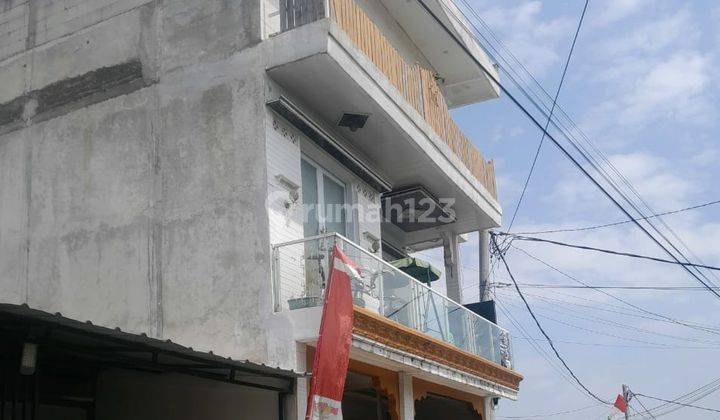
(0, 303), (305, 392)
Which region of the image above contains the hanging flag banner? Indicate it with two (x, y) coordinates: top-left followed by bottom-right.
(305, 245), (357, 420)
(613, 394), (627, 413)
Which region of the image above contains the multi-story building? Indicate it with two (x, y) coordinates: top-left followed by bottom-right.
(0, 0), (522, 418)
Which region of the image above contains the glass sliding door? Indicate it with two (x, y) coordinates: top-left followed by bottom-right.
(322, 174), (346, 236)
(301, 159), (320, 238)
(301, 157), (347, 237)
(300, 157), (348, 299)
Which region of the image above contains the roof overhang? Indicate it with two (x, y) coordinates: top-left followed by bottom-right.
(0, 304), (302, 393)
(379, 0), (500, 108)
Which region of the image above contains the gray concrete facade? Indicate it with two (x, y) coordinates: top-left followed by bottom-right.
(0, 0), (275, 363)
(0, 3), (516, 415)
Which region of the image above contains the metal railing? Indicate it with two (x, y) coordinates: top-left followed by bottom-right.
(271, 233), (513, 369)
(264, 0), (498, 198)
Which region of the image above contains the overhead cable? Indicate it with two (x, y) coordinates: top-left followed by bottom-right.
(505, 0), (589, 231)
(496, 233), (720, 272)
(417, 0), (720, 299)
(491, 235), (611, 405)
(515, 199), (720, 235)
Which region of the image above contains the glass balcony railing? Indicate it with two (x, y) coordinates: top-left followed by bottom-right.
(271, 233), (513, 369)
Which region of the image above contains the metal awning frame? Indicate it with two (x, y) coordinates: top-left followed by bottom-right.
(0, 304), (302, 393)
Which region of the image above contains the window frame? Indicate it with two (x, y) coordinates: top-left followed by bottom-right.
(301, 154), (349, 237)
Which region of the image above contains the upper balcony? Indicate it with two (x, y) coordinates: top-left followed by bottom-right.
(263, 0), (502, 244)
(271, 233), (522, 396)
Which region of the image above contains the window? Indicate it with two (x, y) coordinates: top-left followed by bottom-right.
(301, 157), (347, 237)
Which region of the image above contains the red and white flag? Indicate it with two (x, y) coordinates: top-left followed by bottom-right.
(305, 245), (357, 420)
(613, 394), (627, 413)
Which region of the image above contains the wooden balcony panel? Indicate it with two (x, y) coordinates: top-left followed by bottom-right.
(328, 0), (497, 199)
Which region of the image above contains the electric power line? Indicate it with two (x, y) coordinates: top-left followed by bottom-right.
(495, 301), (597, 400)
(502, 283), (720, 291)
(417, 0), (720, 300)
(630, 378), (720, 418)
(491, 235), (611, 405)
(495, 286), (715, 328)
(497, 297), (720, 347)
(494, 286), (720, 335)
(497, 403), (602, 419)
(511, 335), (719, 350)
(514, 199), (720, 235)
(506, 0), (588, 232)
(632, 394), (658, 420)
(496, 290), (720, 345)
(451, 0), (720, 295)
(507, 245), (720, 336)
(633, 394), (720, 414)
(496, 233), (720, 272)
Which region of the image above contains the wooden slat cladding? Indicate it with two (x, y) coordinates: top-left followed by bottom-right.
(328, 0), (497, 198)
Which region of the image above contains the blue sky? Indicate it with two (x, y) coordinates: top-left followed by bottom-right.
(427, 0), (720, 418)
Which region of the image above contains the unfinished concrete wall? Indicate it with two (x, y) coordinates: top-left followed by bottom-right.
(0, 0), (273, 363)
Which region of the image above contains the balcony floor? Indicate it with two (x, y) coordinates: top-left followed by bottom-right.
(272, 304), (520, 399)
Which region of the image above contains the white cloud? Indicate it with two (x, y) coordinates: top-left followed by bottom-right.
(488, 124), (524, 144)
(603, 152), (697, 207)
(503, 149), (715, 301)
(594, 10), (695, 56)
(516, 151), (704, 259)
(477, 1), (575, 76)
(714, 5), (720, 49)
(582, 52), (713, 133)
(625, 53), (711, 120)
(693, 146), (719, 166)
(575, 5), (716, 139)
(463, 2), (720, 418)
(589, 0), (651, 27)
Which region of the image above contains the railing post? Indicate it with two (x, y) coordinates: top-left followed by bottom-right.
(272, 245), (281, 312)
(322, 0), (330, 19)
(271, 233), (512, 369)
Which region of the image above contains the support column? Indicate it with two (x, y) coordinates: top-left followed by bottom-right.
(478, 229), (492, 302)
(295, 344), (309, 418)
(398, 372), (414, 420)
(484, 397), (497, 420)
(442, 232), (461, 303)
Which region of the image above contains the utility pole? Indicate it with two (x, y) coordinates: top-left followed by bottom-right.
(442, 232), (462, 303)
(622, 384), (631, 420)
(478, 229), (492, 301)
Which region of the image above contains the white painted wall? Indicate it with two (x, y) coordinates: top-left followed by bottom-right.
(266, 111), (307, 311)
(262, 102), (385, 371)
(265, 107), (385, 314)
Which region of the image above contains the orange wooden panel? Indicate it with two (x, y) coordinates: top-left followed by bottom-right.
(326, 0), (497, 198)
